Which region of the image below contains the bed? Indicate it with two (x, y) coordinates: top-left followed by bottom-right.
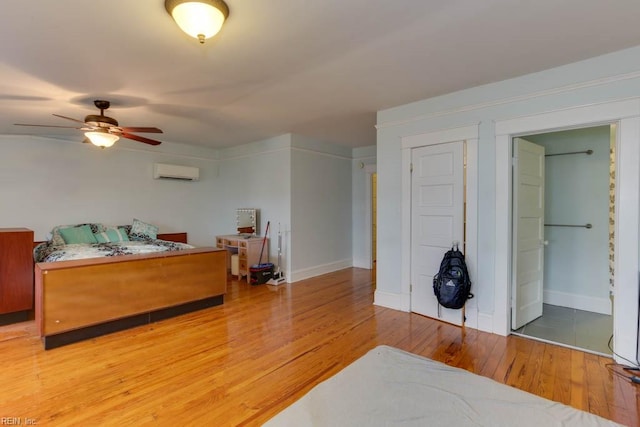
(265, 345), (622, 427)
(33, 221), (227, 349)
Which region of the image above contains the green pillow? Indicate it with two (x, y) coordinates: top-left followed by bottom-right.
(59, 225), (98, 244)
(50, 223), (105, 246)
(94, 228), (130, 243)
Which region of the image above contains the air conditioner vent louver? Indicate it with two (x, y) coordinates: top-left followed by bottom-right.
(153, 163), (199, 181)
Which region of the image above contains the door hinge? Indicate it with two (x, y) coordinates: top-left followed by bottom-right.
(410, 283), (413, 292)
(410, 162), (413, 173)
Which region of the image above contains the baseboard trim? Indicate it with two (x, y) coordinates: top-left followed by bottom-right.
(374, 291), (410, 312)
(352, 257), (371, 269)
(289, 259), (353, 282)
(543, 290), (611, 315)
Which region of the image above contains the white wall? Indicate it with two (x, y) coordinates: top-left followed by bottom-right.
(218, 133), (355, 282)
(0, 135), (221, 246)
(1, 132), (359, 283)
(352, 145), (376, 268)
(376, 45), (640, 359)
(290, 135), (353, 281)
(526, 127), (611, 314)
(218, 134), (292, 275)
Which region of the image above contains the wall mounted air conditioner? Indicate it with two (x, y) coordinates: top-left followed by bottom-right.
(153, 163), (200, 181)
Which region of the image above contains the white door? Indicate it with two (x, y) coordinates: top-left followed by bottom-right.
(512, 138), (545, 330)
(411, 141), (465, 325)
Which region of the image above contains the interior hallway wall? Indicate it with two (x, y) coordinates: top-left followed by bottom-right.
(219, 133), (354, 282)
(352, 145), (377, 268)
(218, 134), (293, 273)
(290, 135), (353, 281)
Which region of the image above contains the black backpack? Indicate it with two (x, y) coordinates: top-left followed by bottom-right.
(433, 244), (473, 309)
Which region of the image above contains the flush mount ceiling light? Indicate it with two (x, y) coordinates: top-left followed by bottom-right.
(165, 0), (229, 44)
(85, 129), (119, 148)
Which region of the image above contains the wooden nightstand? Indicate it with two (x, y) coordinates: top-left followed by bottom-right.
(0, 228), (34, 321)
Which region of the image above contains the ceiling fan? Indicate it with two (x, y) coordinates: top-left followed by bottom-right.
(14, 100), (163, 148)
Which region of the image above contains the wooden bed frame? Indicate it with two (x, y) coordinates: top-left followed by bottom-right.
(34, 233), (227, 349)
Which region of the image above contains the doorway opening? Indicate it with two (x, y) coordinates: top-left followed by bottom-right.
(371, 172), (377, 280)
(399, 124), (479, 328)
(510, 125), (615, 356)
(495, 100), (639, 365)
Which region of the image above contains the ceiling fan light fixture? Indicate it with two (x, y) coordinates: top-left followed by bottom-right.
(85, 130), (119, 148)
(165, 0), (229, 44)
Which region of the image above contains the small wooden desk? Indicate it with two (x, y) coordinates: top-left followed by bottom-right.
(216, 235), (268, 283)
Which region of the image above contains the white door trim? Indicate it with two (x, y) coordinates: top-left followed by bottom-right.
(400, 124), (479, 327)
(494, 99), (640, 364)
(364, 164), (377, 269)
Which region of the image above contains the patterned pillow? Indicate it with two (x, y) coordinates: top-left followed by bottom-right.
(118, 224), (132, 236)
(50, 223), (105, 246)
(129, 218), (159, 241)
(94, 227), (130, 243)
(33, 241), (51, 263)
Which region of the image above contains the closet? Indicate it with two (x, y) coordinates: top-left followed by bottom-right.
(512, 126), (613, 355)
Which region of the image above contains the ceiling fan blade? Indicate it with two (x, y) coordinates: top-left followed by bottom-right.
(14, 123), (85, 129)
(119, 126), (163, 134)
(120, 132), (162, 146)
(52, 114), (90, 125)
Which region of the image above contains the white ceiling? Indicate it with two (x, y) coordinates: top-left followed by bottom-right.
(2, 0), (640, 149)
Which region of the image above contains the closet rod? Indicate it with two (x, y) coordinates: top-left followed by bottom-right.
(545, 149), (593, 157)
(544, 223), (592, 229)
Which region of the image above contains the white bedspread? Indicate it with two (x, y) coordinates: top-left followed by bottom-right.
(264, 345), (623, 427)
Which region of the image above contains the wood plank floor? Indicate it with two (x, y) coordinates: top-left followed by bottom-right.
(0, 268), (638, 426)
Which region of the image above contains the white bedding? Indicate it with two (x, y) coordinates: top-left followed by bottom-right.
(264, 345), (622, 427)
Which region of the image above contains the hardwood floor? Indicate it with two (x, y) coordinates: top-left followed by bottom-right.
(0, 268), (638, 426)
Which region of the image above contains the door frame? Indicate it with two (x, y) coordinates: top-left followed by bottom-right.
(364, 164), (377, 270)
(494, 99), (640, 364)
(401, 124), (479, 328)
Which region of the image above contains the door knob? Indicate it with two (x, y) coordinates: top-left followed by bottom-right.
(543, 240), (549, 246)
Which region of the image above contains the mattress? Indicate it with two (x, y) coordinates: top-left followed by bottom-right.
(264, 345), (622, 427)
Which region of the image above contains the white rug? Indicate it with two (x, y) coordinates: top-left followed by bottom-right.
(264, 345), (623, 427)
